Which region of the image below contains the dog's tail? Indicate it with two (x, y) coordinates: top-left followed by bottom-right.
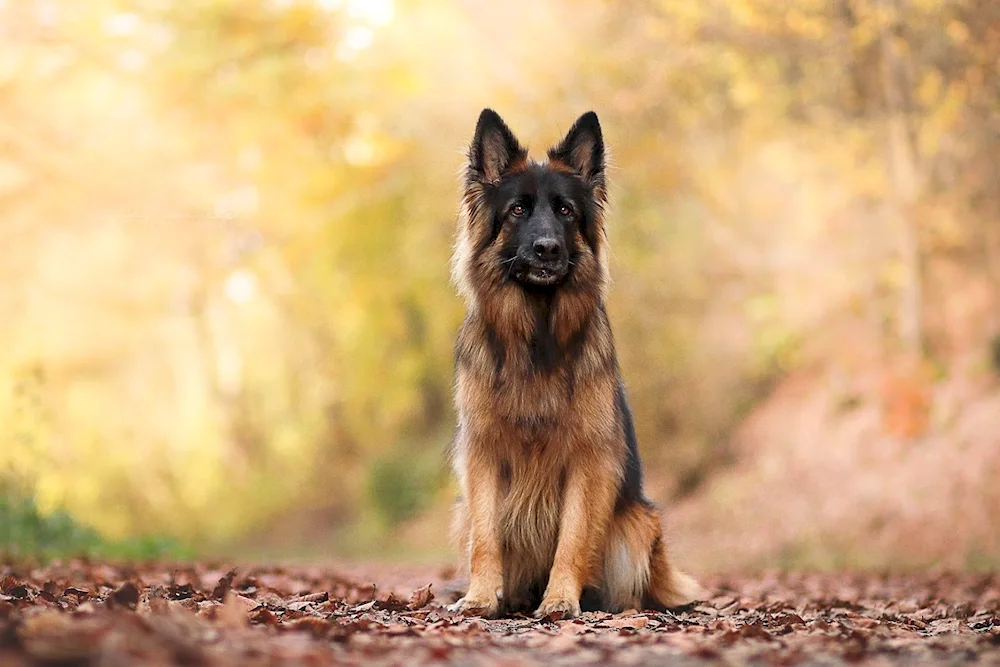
(647, 529), (707, 608)
(653, 568), (706, 607)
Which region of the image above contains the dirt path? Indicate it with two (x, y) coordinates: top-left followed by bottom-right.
(1, 561), (997, 665)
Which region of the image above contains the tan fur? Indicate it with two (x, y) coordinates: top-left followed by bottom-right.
(450, 115), (699, 618)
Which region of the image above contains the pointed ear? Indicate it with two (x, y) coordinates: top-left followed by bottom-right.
(548, 111), (605, 192)
(468, 109), (526, 184)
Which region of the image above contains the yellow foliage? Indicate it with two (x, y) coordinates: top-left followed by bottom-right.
(0, 0), (997, 555)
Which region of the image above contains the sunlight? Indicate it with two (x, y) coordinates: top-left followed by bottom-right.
(225, 269), (257, 305)
(317, 0), (394, 26)
(103, 12), (139, 37)
(346, 0), (394, 26)
(336, 25), (373, 61)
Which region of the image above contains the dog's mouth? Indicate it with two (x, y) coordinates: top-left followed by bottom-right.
(524, 267), (561, 286)
(512, 260), (568, 287)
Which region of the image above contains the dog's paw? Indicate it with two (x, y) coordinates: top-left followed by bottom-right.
(449, 594), (500, 618)
(534, 596), (581, 620)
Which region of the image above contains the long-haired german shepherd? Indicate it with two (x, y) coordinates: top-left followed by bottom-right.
(449, 109), (702, 619)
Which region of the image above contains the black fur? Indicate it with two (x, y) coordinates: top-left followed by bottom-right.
(614, 381), (647, 513)
(489, 165), (602, 257)
(548, 111), (605, 190)
(468, 109), (526, 185)
(484, 323), (506, 380)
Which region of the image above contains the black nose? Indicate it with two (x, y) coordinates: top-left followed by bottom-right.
(532, 238), (561, 261)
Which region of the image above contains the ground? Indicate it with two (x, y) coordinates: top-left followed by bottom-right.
(1, 561), (998, 666)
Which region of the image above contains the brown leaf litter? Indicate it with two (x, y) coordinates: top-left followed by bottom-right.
(0, 562), (997, 666)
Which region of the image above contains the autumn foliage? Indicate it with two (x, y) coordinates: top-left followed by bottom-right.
(1, 562), (999, 665)
(0, 0), (999, 567)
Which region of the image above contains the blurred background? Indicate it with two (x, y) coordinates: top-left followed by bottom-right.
(1, 0), (999, 570)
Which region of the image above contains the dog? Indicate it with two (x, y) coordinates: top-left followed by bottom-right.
(449, 109), (702, 619)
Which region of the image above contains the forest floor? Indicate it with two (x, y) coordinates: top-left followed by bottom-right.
(0, 561), (998, 666)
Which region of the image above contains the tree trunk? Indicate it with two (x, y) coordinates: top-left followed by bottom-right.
(878, 0), (924, 359)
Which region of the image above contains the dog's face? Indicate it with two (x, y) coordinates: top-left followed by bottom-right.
(491, 165), (585, 287)
(461, 110), (607, 292)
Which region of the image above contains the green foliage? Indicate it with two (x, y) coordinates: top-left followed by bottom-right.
(365, 453), (439, 527)
(0, 482), (192, 561)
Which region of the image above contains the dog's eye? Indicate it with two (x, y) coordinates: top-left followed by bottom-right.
(557, 204), (573, 217)
(511, 204), (526, 217)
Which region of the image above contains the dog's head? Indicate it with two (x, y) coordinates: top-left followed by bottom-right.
(453, 110), (608, 301)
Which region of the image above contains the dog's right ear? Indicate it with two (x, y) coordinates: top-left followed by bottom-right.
(468, 109), (526, 185)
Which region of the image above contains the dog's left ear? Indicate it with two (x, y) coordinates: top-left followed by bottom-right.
(548, 111), (605, 194)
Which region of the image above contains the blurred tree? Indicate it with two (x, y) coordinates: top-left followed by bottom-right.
(0, 0), (997, 553)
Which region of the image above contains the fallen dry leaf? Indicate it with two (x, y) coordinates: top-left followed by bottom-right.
(408, 583), (434, 610)
(603, 615), (649, 630)
(109, 581), (141, 610)
(0, 563), (997, 665)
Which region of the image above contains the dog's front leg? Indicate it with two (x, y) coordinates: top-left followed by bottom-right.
(536, 463), (616, 619)
(452, 455), (503, 617)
